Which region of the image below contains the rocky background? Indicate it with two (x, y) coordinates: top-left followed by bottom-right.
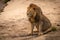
(0, 0), (60, 40)
(0, 0), (6, 12)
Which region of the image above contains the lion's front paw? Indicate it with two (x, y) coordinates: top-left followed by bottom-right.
(38, 33), (43, 36)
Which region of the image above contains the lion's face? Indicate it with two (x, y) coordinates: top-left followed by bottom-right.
(27, 3), (41, 19)
(27, 7), (36, 18)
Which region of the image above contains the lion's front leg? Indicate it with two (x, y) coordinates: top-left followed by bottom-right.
(36, 22), (43, 35)
(31, 24), (34, 35)
(38, 24), (43, 35)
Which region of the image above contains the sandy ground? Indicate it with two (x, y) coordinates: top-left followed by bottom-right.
(0, 0), (60, 40)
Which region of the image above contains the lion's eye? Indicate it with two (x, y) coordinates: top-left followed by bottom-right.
(33, 8), (35, 10)
(27, 13), (29, 15)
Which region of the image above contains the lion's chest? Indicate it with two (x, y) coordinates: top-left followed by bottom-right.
(29, 16), (40, 23)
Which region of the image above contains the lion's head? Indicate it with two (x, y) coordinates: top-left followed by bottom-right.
(27, 3), (42, 19)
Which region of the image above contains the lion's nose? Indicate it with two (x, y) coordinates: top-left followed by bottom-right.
(27, 13), (33, 17)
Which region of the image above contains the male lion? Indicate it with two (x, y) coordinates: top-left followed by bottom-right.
(27, 3), (51, 35)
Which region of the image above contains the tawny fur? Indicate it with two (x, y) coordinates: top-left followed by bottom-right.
(27, 3), (51, 35)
